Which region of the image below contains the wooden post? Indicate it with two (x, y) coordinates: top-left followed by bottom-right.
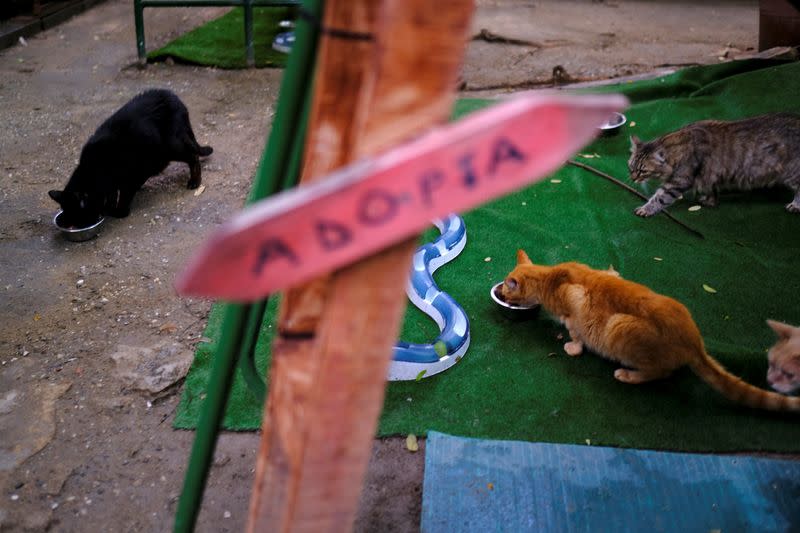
(247, 1), (475, 531)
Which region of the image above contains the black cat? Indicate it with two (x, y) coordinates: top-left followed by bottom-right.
(49, 89), (212, 227)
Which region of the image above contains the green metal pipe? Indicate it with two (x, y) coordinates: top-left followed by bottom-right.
(236, 75), (314, 404)
(173, 303), (247, 533)
(236, 300), (268, 403)
(247, 0), (321, 203)
(244, 0), (255, 68)
(173, 1), (322, 531)
(134, 0), (146, 64)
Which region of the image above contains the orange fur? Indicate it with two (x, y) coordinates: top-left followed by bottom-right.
(766, 320), (800, 395)
(499, 250), (800, 412)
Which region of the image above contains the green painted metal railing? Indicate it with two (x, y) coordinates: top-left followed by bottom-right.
(133, 0), (300, 67)
(172, 1), (321, 530)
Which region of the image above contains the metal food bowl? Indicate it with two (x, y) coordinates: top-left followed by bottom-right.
(490, 281), (541, 321)
(598, 112), (627, 136)
(53, 210), (105, 242)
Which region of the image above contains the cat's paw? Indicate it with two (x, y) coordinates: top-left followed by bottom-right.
(564, 341), (583, 356)
(614, 368), (636, 383)
(634, 205), (655, 217)
(698, 195), (718, 207)
(786, 201), (800, 214)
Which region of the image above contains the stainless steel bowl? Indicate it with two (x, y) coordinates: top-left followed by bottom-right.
(53, 210), (105, 242)
(598, 112), (627, 136)
(490, 281), (540, 321)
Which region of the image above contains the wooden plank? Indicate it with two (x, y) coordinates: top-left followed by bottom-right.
(245, 1), (475, 531)
(277, 1), (379, 336)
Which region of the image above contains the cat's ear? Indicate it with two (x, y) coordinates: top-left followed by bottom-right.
(606, 265), (621, 278)
(629, 136), (641, 151)
(516, 249), (532, 265)
(653, 149), (667, 164)
(48, 190), (64, 204)
(767, 319), (798, 340)
(504, 277), (519, 291)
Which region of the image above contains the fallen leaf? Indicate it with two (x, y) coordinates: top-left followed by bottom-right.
(415, 370), (427, 382)
(585, 439), (592, 445)
(487, 482), (494, 491)
(653, 257), (663, 261)
(630, 121), (636, 127)
(159, 322), (178, 334)
(406, 434), (419, 452)
(688, 205), (702, 212)
(484, 256), (492, 262)
(550, 179), (562, 184)
(33, 312), (41, 321)
(703, 284), (717, 294)
(194, 185), (206, 196)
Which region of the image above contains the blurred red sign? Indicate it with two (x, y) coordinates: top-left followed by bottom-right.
(176, 94), (627, 301)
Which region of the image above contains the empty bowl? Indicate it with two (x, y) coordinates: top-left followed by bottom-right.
(598, 112), (627, 136)
(490, 281), (540, 321)
(53, 210), (105, 242)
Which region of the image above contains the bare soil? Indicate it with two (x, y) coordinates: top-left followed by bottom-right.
(0, 1), (758, 531)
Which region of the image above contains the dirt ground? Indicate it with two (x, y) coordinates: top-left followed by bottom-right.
(0, 1), (760, 531)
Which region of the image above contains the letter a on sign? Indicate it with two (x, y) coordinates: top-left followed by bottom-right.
(177, 94), (627, 301)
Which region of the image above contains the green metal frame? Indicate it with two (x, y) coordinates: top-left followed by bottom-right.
(172, 1), (321, 530)
(133, 0), (300, 67)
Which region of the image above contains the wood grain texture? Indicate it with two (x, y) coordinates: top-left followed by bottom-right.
(247, 1), (475, 531)
(277, 1), (379, 335)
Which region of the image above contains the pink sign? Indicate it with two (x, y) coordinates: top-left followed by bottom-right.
(176, 94), (628, 301)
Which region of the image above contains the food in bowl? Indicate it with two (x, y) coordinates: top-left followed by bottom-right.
(490, 281), (540, 321)
(53, 210), (105, 242)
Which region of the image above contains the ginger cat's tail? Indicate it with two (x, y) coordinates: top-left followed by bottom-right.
(690, 352), (800, 412)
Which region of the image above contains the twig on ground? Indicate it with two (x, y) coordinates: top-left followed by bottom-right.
(471, 29), (540, 47)
(567, 160), (705, 239)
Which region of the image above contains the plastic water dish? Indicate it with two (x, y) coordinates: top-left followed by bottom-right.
(53, 210), (105, 242)
(490, 282), (540, 321)
(598, 112), (626, 136)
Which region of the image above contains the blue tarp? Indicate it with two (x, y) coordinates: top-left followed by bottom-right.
(422, 431), (800, 532)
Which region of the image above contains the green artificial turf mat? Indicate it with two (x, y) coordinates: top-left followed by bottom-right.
(147, 7), (292, 68)
(175, 59), (800, 452)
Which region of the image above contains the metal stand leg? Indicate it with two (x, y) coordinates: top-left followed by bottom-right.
(244, 0), (255, 67)
(134, 0), (146, 65)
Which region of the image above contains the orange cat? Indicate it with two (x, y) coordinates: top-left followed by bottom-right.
(766, 320), (800, 395)
(498, 250), (800, 412)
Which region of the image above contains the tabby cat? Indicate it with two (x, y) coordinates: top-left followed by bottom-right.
(766, 320), (800, 395)
(498, 250), (800, 412)
(628, 113), (800, 217)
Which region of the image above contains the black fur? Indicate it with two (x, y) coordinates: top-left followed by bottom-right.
(49, 89), (212, 227)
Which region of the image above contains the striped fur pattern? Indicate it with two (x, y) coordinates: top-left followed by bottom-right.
(498, 250), (800, 412)
(627, 113), (800, 216)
